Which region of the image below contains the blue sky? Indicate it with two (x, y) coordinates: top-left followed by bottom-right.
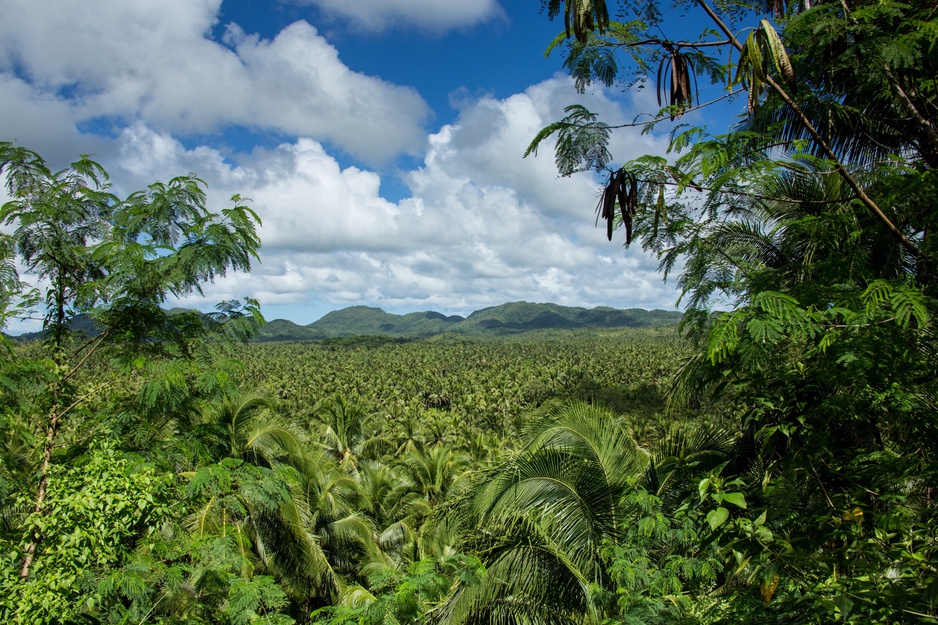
(0, 0), (737, 331)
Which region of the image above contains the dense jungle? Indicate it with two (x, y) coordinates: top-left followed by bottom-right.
(2, 0), (938, 622)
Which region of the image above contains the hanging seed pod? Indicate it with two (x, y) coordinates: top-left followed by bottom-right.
(657, 48), (694, 120)
(615, 170), (632, 243)
(596, 170), (617, 240)
(734, 21), (795, 115)
(629, 173), (638, 215)
(559, 0), (611, 43)
(670, 52), (692, 120)
(596, 169), (639, 243)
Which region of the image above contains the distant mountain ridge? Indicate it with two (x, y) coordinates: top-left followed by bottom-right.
(256, 302), (681, 341)
(8, 302), (682, 342)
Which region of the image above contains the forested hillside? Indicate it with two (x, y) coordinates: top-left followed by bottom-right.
(2, 0), (937, 623)
(256, 302), (681, 340)
(9, 303), (680, 342)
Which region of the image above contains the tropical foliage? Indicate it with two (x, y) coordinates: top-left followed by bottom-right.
(2, 0), (937, 621)
(523, 0), (938, 622)
(0, 171), (690, 625)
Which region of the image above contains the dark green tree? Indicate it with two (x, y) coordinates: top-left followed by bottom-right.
(527, 0), (938, 621)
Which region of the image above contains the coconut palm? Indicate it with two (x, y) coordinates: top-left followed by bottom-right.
(437, 401), (645, 625)
(421, 409), (456, 448)
(437, 401), (737, 625)
(386, 410), (424, 458)
(184, 393), (344, 615)
(313, 393), (386, 471)
(200, 391), (302, 466)
(355, 460), (429, 569)
(400, 444), (471, 507)
(294, 450), (387, 588)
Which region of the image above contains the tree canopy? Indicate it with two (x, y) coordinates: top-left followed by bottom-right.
(0, 145), (268, 622)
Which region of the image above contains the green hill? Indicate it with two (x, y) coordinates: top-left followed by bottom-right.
(10, 302), (681, 342)
(460, 302), (679, 333)
(303, 306), (466, 337)
(9, 314), (103, 342)
(256, 318), (328, 342)
(252, 302), (680, 341)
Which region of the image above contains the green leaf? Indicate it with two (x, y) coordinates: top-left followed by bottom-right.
(707, 506), (729, 531)
(722, 492), (747, 509)
(524, 105), (612, 176)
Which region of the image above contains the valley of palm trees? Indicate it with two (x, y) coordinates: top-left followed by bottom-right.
(224, 330), (697, 623)
(2, 312), (934, 623)
(5, 327), (713, 623)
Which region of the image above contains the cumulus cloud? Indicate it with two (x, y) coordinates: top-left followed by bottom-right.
(0, 75), (112, 168)
(102, 74), (679, 321)
(293, 0), (504, 32)
(1, 0), (682, 330)
(0, 0), (429, 163)
(417, 78), (667, 220)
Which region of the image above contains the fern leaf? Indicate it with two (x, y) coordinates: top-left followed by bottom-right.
(890, 287), (930, 329)
(707, 311), (741, 365)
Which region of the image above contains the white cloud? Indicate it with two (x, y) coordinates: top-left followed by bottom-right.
(294, 0), (504, 32)
(415, 77), (667, 221)
(0, 0), (429, 163)
(0, 75), (110, 167)
(2, 0), (682, 332)
(100, 74), (679, 321)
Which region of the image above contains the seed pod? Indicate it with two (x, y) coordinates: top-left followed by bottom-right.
(598, 170), (617, 240)
(616, 171), (632, 243)
(670, 52), (692, 120)
(629, 173), (638, 216)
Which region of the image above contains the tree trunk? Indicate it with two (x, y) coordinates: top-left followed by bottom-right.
(19, 406), (61, 578)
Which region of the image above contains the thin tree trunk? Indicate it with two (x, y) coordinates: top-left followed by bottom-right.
(19, 332), (108, 578)
(19, 406), (61, 578)
(884, 64), (938, 169)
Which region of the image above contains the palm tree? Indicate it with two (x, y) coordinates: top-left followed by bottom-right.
(313, 394), (386, 471)
(387, 411), (424, 458)
(421, 409), (456, 448)
(294, 450), (387, 590)
(355, 460), (428, 568)
(182, 392), (344, 616)
(200, 391), (302, 465)
(400, 444), (470, 507)
(437, 401), (738, 625)
(438, 401), (645, 625)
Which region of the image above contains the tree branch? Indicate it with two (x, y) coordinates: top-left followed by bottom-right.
(608, 90), (744, 129)
(884, 64), (938, 157)
(608, 37), (731, 49)
(694, 0), (921, 261)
